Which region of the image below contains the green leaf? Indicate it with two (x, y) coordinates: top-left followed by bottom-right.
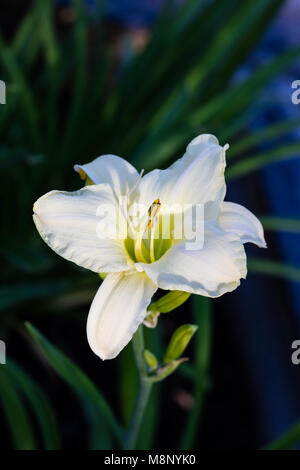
(0, 239), (54, 273)
(0, 33), (40, 150)
(131, 45), (300, 170)
(181, 296), (212, 449)
(199, 0), (284, 101)
(0, 11), (40, 134)
(259, 216), (300, 233)
(227, 142), (300, 180)
(12, 11), (36, 55)
(0, 367), (36, 449)
(34, 0), (60, 67)
(263, 419), (300, 450)
(190, 46), (300, 130)
(114, 1), (285, 165)
(0, 278), (79, 311)
(58, 0), (88, 167)
(187, 0), (283, 92)
(6, 360), (60, 450)
(229, 118), (300, 159)
(248, 259), (300, 283)
(25, 322), (123, 447)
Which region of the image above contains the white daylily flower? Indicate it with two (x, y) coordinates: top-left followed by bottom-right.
(33, 134), (266, 360)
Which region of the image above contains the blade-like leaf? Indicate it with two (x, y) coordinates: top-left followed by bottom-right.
(6, 360), (60, 450)
(132, 46), (300, 169)
(187, 0), (283, 92)
(0, 278), (81, 311)
(260, 216), (300, 233)
(34, 0), (59, 67)
(0, 368), (36, 450)
(227, 143), (300, 180)
(229, 118), (300, 159)
(248, 258), (300, 283)
(58, 0), (88, 167)
(263, 419), (300, 450)
(25, 322), (123, 446)
(0, 33), (40, 150)
(189, 47), (300, 129)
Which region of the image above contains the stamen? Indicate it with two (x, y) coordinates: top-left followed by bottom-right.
(133, 199), (161, 263)
(134, 235), (148, 263)
(74, 165), (95, 184)
(127, 169), (144, 199)
(121, 169), (145, 241)
(146, 199), (161, 232)
(78, 168), (87, 181)
(147, 199), (161, 263)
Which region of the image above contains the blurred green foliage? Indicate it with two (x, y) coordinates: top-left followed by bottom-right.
(1, 0), (300, 450)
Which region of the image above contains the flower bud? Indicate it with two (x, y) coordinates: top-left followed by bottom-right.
(147, 291), (190, 314)
(164, 324), (198, 364)
(144, 349), (158, 371)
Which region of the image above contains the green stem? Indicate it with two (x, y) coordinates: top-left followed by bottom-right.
(123, 326), (152, 450)
(181, 296), (212, 449)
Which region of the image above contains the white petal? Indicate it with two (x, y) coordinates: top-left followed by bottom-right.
(136, 134), (226, 217)
(219, 202), (266, 248)
(137, 223), (247, 298)
(74, 154), (139, 198)
(33, 184), (130, 273)
(87, 272), (157, 360)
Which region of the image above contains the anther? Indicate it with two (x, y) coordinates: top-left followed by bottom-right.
(146, 199), (161, 231)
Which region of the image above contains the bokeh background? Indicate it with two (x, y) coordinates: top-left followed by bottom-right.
(0, 0), (300, 450)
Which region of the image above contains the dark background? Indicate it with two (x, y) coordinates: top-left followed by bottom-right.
(0, 0), (299, 450)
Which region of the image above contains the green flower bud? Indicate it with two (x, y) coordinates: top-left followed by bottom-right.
(147, 291), (191, 314)
(164, 324), (198, 364)
(144, 349), (158, 371)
